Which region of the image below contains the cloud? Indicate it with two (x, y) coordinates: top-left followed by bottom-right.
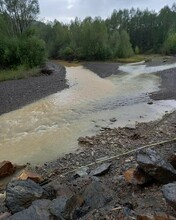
(38, 0), (175, 23)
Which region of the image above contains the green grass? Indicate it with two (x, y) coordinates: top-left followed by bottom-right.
(115, 55), (145, 63)
(0, 66), (41, 82)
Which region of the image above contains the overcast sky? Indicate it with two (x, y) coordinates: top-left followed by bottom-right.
(38, 0), (176, 23)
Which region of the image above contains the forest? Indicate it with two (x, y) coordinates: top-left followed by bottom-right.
(0, 0), (176, 70)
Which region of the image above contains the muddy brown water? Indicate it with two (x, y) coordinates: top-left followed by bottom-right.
(0, 63), (176, 164)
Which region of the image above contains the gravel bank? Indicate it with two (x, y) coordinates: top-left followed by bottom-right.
(0, 62), (68, 115)
(150, 67), (176, 101)
(83, 62), (119, 78)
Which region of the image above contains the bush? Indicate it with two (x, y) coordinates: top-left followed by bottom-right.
(162, 33), (176, 55)
(0, 38), (21, 69)
(20, 36), (46, 68)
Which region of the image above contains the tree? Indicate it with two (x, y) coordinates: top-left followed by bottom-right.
(162, 33), (176, 55)
(0, 0), (39, 36)
(118, 30), (134, 58)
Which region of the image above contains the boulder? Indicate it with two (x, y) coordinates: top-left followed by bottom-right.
(49, 194), (84, 220)
(162, 182), (176, 210)
(124, 167), (151, 185)
(90, 163), (111, 176)
(18, 170), (43, 183)
(8, 199), (52, 220)
(0, 161), (15, 178)
(82, 181), (113, 210)
(6, 179), (48, 213)
(136, 149), (176, 183)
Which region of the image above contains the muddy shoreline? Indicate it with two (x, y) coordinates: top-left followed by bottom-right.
(0, 59), (176, 115)
(0, 62), (68, 115)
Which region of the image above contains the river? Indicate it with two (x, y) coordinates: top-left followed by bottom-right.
(0, 62), (176, 164)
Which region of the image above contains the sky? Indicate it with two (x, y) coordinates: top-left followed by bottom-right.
(38, 0), (176, 23)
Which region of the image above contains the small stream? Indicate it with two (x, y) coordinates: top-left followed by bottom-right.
(0, 62), (176, 164)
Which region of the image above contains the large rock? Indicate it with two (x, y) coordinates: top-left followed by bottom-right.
(49, 194), (84, 220)
(6, 179), (48, 213)
(8, 199), (52, 220)
(0, 161), (15, 178)
(136, 149), (176, 183)
(162, 182), (176, 210)
(82, 181), (113, 210)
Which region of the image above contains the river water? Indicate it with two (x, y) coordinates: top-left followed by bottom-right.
(0, 62), (176, 164)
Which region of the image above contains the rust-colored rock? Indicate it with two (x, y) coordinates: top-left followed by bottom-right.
(18, 170), (43, 183)
(123, 167), (150, 185)
(0, 161), (15, 178)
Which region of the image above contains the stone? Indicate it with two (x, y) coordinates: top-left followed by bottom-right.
(0, 212), (11, 220)
(18, 170), (43, 183)
(82, 181), (113, 210)
(124, 167), (151, 185)
(0, 161), (15, 178)
(147, 102), (153, 105)
(6, 179), (48, 213)
(49, 194), (84, 220)
(43, 180), (73, 198)
(89, 163), (111, 176)
(162, 182), (176, 210)
(75, 167), (89, 178)
(136, 149), (176, 183)
(109, 118), (117, 122)
(137, 212), (176, 220)
(8, 199), (52, 220)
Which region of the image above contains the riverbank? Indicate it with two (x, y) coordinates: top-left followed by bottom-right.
(0, 62), (68, 115)
(11, 110), (175, 219)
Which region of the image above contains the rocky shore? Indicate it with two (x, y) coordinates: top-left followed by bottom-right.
(0, 110), (175, 219)
(0, 58), (176, 219)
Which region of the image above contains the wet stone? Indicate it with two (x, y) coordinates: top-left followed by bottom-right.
(136, 149), (176, 183)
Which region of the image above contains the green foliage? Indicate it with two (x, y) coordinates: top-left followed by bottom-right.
(162, 33), (176, 54)
(117, 30), (134, 58)
(135, 46), (140, 54)
(0, 0), (39, 36)
(20, 37), (46, 68)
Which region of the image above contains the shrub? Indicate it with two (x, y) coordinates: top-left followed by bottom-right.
(20, 36), (46, 68)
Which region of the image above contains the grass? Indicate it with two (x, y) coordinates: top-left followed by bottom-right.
(0, 66), (41, 82)
(115, 55), (145, 63)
